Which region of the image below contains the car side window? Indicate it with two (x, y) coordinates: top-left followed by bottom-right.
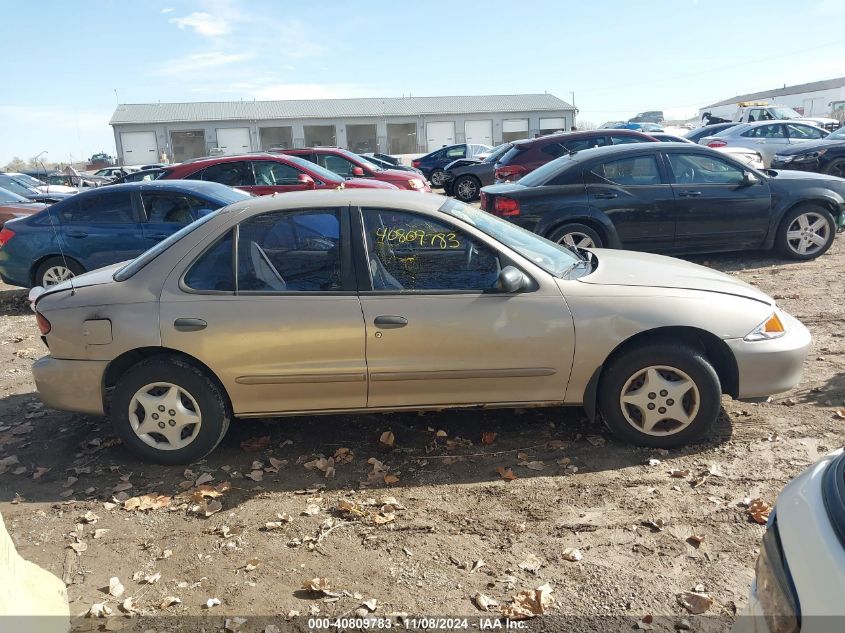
(742, 124), (785, 139)
(786, 124), (825, 140)
(667, 153), (744, 185)
(445, 146), (466, 159)
(184, 230), (235, 292)
(237, 209), (342, 292)
(609, 135), (642, 145)
(200, 161), (254, 186)
(61, 191), (136, 223)
(141, 192), (203, 224)
(251, 161), (304, 186)
(590, 155), (662, 186)
(361, 208), (500, 292)
(317, 154), (355, 177)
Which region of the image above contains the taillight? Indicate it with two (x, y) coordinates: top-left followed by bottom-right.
(0, 227), (15, 248)
(707, 140), (728, 148)
(480, 192), (488, 210)
(411, 159), (421, 168)
(36, 311), (51, 335)
(493, 197), (520, 217)
(495, 165), (527, 181)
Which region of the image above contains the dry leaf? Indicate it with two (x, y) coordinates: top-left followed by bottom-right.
(244, 558), (260, 572)
(748, 498), (772, 525)
(644, 518), (667, 531)
(519, 553), (543, 572)
(469, 559), (486, 573)
(121, 597), (139, 615)
(302, 577), (331, 592)
(32, 466), (51, 480)
(480, 432), (497, 445)
(496, 466), (518, 481)
(93, 529), (110, 539)
(383, 473), (399, 485)
(521, 460), (545, 471)
(670, 469), (690, 478)
(63, 476), (78, 488)
(69, 541), (88, 554)
(687, 533), (705, 546)
(379, 431), (395, 447)
(87, 603), (112, 618)
(206, 598), (221, 609)
(835, 408), (845, 419)
(636, 614), (654, 630)
(333, 448), (354, 464)
(225, 617), (248, 632)
(144, 572), (161, 584)
(586, 435), (606, 447)
(269, 457), (288, 469)
(246, 470), (264, 482)
(562, 548), (582, 562)
(80, 511), (99, 524)
(160, 596), (181, 609)
(112, 482), (133, 493)
(648, 458), (661, 467)
(241, 436), (271, 452)
(473, 592), (499, 611)
(435, 429), (448, 437)
(499, 583), (554, 619)
(109, 576), (125, 597)
(195, 473), (214, 486)
(676, 591), (714, 614)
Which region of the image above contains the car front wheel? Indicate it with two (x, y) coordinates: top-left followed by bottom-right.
(111, 357), (231, 464)
(453, 175), (481, 202)
(598, 343), (721, 448)
(776, 204), (836, 260)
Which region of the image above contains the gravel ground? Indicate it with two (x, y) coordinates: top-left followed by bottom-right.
(0, 238), (843, 632)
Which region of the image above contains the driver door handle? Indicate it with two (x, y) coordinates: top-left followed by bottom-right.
(65, 231), (88, 238)
(374, 315), (408, 329)
(593, 192), (618, 199)
(678, 190), (702, 197)
(174, 318), (207, 332)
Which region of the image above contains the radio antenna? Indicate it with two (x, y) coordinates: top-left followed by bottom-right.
(42, 181), (76, 296)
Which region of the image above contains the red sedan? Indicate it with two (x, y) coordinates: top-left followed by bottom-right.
(0, 187), (47, 227)
(160, 154), (399, 195)
(275, 147), (430, 192)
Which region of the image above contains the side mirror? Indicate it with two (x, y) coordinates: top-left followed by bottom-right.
(741, 171), (760, 186)
(495, 266), (527, 293)
(351, 166), (365, 177)
(297, 174), (316, 190)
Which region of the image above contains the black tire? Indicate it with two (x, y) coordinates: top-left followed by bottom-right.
(111, 356), (231, 465)
(823, 158), (845, 179)
(775, 204), (836, 260)
(442, 182), (453, 197)
(453, 175), (481, 202)
(34, 256), (85, 287)
(598, 343), (721, 448)
(548, 223), (604, 249)
(430, 169), (446, 188)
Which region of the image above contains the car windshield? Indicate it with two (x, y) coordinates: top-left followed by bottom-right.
(483, 144), (512, 163)
(827, 127), (845, 141)
(13, 174), (45, 186)
(284, 155), (339, 182)
(0, 175), (36, 196)
(0, 186), (30, 203)
(771, 107), (801, 119)
(518, 154), (580, 187)
(439, 198), (579, 276)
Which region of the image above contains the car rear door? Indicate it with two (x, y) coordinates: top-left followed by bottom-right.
(354, 206), (574, 408)
(584, 151), (676, 252)
(57, 190), (147, 269)
(739, 124), (789, 165)
(666, 150), (772, 251)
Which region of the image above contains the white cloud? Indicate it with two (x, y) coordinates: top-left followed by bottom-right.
(155, 51), (254, 75)
(813, 0), (845, 15)
(170, 11), (231, 37)
(161, 7), (174, 13)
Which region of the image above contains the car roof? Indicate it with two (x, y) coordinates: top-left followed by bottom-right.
(64, 180), (236, 197)
(560, 141), (708, 163)
(512, 129), (651, 150)
(177, 152), (283, 166)
(221, 188), (447, 217)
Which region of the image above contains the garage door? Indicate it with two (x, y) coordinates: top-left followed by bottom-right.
(216, 127), (252, 154)
(502, 119), (529, 142)
(539, 118), (567, 133)
(120, 131), (158, 165)
(426, 121), (455, 152)
(465, 120), (492, 145)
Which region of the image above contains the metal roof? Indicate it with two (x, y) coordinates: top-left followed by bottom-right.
(704, 76), (845, 109)
(110, 94), (574, 125)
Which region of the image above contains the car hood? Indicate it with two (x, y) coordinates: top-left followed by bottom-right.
(764, 168), (845, 184)
(773, 139), (845, 156)
(578, 249), (773, 304)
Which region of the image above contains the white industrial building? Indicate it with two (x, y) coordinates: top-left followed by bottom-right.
(109, 94), (576, 164)
(700, 76), (845, 122)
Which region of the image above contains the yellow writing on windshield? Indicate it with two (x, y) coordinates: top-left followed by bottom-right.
(375, 227), (461, 249)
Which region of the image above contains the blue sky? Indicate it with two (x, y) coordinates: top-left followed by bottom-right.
(1, 0), (843, 165)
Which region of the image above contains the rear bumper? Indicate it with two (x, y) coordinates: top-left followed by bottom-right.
(726, 311), (811, 400)
(32, 356), (107, 415)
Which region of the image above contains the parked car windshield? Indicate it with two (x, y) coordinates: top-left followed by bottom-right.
(284, 155), (339, 182)
(0, 186), (30, 203)
(518, 154), (580, 187)
(337, 150), (381, 172)
(826, 127), (845, 141)
(0, 175), (36, 196)
(13, 174), (46, 186)
(438, 198), (579, 276)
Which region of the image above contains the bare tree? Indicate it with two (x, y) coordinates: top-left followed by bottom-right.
(4, 157), (26, 172)
(576, 121), (598, 131)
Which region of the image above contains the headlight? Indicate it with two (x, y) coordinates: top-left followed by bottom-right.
(792, 149), (827, 162)
(754, 516), (800, 633)
(744, 312), (786, 341)
(408, 178), (425, 190)
(774, 154), (794, 163)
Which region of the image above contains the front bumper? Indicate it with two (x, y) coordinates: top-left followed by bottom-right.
(32, 356), (108, 416)
(726, 311), (811, 399)
(769, 158), (819, 172)
(732, 581), (768, 633)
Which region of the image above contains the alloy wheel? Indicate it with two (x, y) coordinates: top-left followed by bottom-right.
(558, 232), (596, 249)
(785, 211), (830, 256)
(42, 265), (74, 286)
(456, 178), (478, 201)
(430, 170), (445, 186)
(619, 365), (700, 436)
(128, 382), (202, 451)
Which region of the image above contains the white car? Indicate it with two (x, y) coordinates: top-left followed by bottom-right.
(7, 172), (77, 194)
(734, 448), (845, 633)
(699, 121), (829, 167)
(651, 133), (764, 170)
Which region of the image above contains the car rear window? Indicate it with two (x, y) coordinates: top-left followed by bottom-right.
(496, 146), (524, 165)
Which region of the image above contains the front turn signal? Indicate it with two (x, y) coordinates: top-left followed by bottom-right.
(744, 312), (785, 341)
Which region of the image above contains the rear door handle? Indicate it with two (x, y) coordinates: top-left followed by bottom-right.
(678, 191), (702, 197)
(374, 315), (408, 329)
(174, 318), (207, 332)
(593, 192), (618, 199)
(65, 231), (88, 238)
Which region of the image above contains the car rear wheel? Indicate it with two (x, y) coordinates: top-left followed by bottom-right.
(453, 175), (481, 202)
(430, 169), (446, 187)
(776, 204), (836, 260)
(824, 158), (845, 179)
(111, 357), (231, 464)
(598, 343), (721, 448)
(548, 223), (603, 249)
(35, 256), (84, 287)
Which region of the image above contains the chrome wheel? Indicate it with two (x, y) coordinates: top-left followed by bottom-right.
(559, 232), (596, 249)
(785, 212), (830, 256)
(619, 366), (700, 436)
(430, 170), (445, 186)
(455, 177), (478, 201)
(128, 382), (202, 451)
(42, 265), (74, 286)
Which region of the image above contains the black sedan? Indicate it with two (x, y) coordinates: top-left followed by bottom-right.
(771, 126), (845, 178)
(480, 143), (843, 260)
(442, 143), (512, 202)
(684, 122), (738, 143)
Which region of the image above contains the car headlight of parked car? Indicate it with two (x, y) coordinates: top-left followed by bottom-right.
(408, 178), (426, 189)
(744, 312), (786, 342)
(789, 149), (827, 163)
(754, 514), (800, 633)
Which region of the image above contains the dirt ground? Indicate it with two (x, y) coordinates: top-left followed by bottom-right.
(0, 238), (843, 633)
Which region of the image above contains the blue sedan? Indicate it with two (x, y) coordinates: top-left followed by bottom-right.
(0, 180), (250, 288)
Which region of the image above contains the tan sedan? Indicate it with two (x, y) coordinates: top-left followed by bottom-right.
(29, 190), (811, 464)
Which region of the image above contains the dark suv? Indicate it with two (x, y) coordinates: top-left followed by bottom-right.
(493, 130), (657, 182)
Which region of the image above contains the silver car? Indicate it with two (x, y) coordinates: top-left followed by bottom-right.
(699, 121), (829, 167)
(29, 190), (811, 464)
